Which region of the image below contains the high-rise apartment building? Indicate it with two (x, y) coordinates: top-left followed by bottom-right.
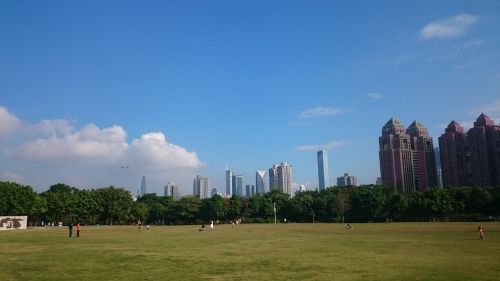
(165, 182), (181, 200)
(140, 176), (147, 196)
(193, 175), (210, 199)
(337, 173), (358, 187)
(467, 114), (500, 187)
(406, 121), (438, 190)
(379, 118), (437, 192)
(225, 168), (233, 196)
(379, 118), (415, 192)
(438, 121), (469, 187)
(317, 150), (330, 190)
(256, 170), (266, 195)
(269, 162), (292, 196)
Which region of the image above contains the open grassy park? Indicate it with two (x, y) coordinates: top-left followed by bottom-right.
(1, 223), (499, 281)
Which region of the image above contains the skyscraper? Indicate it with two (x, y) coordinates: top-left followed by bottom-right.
(317, 150), (330, 190)
(379, 118), (415, 192)
(140, 176), (147, 196)
(438, 121), (469, 187)
(467, 113), (500, 187)
(225, 168), (233, 196)
(269, 165), (278, 191)
(232, 175), (243, 197)
(379, 118), (439, 192)
(337, 173), (358, 186)
(256, 170), (266, 195)
(245, 185), (254, 198)
(269, 162), (292, 196)
(193, 175), (210, 199)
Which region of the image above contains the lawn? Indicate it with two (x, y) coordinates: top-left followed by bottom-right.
(1, 223), (499, 281)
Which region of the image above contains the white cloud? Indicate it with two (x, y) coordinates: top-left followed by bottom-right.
(11, 124), (128, 163)
(365, 92), (383, 101)
(0, 105), (203, 192)
(294, 140), (350, 152)
(419, 14), (478, 40)
(33, 119), (74, 136)
(0, 106), (21, 136)
(300, 107), (347, 119)
(128, 132), (203, 171)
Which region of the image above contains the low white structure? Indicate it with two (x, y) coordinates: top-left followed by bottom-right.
(0, 216), (28, 231)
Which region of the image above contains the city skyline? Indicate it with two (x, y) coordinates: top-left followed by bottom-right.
(1, 1), (500, 195)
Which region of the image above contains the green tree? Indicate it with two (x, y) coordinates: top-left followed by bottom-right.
(228, 195), (242, 221)
(131, 202), (149, 223)
(335, 189), (351, 223)
(96, 187), (133, 225)
(173, 196), (201, 224)
(389, 192), (408, 221)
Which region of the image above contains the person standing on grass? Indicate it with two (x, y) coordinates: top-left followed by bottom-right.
(76, 222), (80, 238)
(478, 226), (484, 240)
(147, 225), (150, 232)
(68, 223), (73, 238)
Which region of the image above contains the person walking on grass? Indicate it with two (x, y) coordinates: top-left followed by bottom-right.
(68, 223), (73, 238)
(76, 222), (80, 238)
(478, 226), (484, 240)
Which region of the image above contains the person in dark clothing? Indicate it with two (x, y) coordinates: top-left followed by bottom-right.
(68, 223), (73, 238)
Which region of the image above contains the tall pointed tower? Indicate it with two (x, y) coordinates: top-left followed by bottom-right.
(140, 176), (147, 196)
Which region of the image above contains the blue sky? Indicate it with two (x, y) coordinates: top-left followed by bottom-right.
(1, 1), (499, 195)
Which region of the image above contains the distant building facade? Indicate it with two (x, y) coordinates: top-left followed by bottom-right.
(269, 162), (292, 196)
(193, 175), (210, 199)
(337, 173), (358, 187)
(317, 150), (330, 190)
(379, 118), (437, 193)
(256, 170), (266, 195)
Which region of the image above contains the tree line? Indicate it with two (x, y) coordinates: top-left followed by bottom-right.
(1, 181), (499, 226)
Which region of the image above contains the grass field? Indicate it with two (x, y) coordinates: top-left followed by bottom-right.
(1, 223), (499, 281)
